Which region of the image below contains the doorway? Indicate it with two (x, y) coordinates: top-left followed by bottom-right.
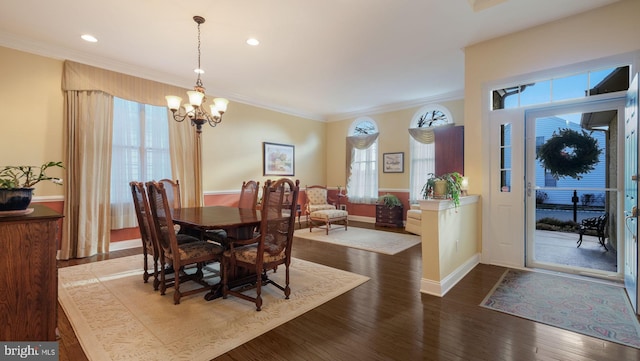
(525, 100), (624, 279)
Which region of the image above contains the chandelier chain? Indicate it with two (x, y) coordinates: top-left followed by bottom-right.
(196, 19), (203, 87)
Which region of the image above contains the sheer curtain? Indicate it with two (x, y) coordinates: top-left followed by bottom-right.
(409, 131), (435, 203)
(110, 98), (172, 229)
(346, 133), (379, 204)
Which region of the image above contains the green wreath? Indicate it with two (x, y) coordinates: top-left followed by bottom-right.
(536, 128), (602, 180)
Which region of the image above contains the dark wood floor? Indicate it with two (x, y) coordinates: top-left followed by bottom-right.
(57, 222), (640, 361)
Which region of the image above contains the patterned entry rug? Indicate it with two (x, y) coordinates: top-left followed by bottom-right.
(294, 227), (421, 255)
(481, 269), (640, 349)
(58, 255), (369, 361)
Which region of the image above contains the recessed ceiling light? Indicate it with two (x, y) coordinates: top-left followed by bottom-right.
(81, 34), (98, 43)
(246, 38), (259, 46)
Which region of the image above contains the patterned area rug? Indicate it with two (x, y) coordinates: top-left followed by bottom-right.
(58, 255), (369, 361)
(481, 269), (640, 349)
(294, 227), (421, 255)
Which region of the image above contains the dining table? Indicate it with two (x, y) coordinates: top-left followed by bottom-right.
(172, 205), (263, 301)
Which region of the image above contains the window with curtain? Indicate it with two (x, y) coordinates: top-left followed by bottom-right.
(408, 104), (453, 202)
(110, 97), (172, 229)
(346, 117), (378, 204)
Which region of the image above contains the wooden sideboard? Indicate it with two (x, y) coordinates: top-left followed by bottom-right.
(0, 204), (63, 341)
(375, 204), (404, 228)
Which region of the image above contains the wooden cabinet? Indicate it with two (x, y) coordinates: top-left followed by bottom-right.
(0, 204), (62, 341)
(375, 205), (404, 228)
(434, 125), (464, 176)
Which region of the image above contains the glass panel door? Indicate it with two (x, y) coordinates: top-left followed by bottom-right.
(526, 100), (623, 279)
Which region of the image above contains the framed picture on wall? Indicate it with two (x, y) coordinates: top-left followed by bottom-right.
(383, 152), (404, 173)
(263, 142), (295, 176)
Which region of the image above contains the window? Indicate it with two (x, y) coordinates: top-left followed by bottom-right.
(499, 123), (512, 192)
(492, 65), (630, 110)
(110, 97), (172, 229)
(346, 117), (378, 204)
(408, 105), (452, 202)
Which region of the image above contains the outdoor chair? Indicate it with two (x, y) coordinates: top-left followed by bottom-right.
(577, 212), (608, 251)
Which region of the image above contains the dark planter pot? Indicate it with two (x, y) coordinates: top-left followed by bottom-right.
(0, 188), (34, 211)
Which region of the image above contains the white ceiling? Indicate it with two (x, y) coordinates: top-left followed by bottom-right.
(0, 0), (619, 121)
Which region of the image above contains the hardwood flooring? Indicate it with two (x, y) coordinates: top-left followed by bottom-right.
(57, 222), (640, 361)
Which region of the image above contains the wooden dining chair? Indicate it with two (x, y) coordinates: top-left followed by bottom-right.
(222, 178), (300, 311)
(224, 180), (260, 241)
(146, 181), (224, 304)
(238, 180), (260, 209)
(158, 178), (181, 210)
(130, 181), (161, 288)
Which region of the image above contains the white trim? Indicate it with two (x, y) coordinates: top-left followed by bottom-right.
(32, 195), (64, 202)
(378, 188), (409, 193)
(420, 253), (481, 297)
(110, 239), (141, 251)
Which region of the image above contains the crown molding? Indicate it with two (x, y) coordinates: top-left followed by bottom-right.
(325, 90), (464, 122)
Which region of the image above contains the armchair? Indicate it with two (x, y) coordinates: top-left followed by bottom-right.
(304, 185), (337, 214)
(305, 185), (348, 234)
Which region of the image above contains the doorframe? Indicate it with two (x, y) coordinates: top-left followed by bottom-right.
(480, 51), (640, 272)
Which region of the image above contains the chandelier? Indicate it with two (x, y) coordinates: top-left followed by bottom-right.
(165, 16), (229, 134)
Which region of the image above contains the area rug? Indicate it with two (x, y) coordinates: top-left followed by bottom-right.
(294, 227), (420, 255)
(58, 255), (369, 361)
(481, 269), (640, 349)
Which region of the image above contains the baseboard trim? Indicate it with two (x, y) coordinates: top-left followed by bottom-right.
(348, 215), (375, 223)
(420, 253), (480, 297)
(110, 239), (140, 251)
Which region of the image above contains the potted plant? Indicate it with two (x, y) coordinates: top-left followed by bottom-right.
(376, 193), (403, 228)
(422, 172), (463, 208)
(377, 193), (402, 208)
(0, 161), (64, 211)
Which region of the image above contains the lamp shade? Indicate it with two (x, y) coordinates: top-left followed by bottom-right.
(165, 96), (182, 111)
(183, 103), (195, 116)
(187, 90), (205, 107)
(213, 98), (229, 113)
(461, 177), (469, 190)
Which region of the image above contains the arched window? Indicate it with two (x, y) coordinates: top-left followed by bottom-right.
(346, 117), (379, 203)
(408, 104), (453, 202)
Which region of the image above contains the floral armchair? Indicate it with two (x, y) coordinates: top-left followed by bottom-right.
(304, 185), (336, 216)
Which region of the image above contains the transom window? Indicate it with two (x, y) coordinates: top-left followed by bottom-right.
(492, 65), (630, 110)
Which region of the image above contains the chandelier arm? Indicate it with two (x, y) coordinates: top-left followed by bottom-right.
(170, 110), (190, 123)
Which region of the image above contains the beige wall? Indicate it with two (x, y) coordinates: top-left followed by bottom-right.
(199, 99), (325, 191)
(0, 46), (325, 198)
(325, 98), (464, 191)
(0, 47), (65, 196)
(464, 0), (640, 197)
